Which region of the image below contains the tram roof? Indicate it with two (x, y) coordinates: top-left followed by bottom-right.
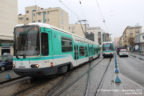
(16, 23), (97, 45)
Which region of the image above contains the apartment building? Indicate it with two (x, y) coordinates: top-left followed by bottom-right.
(87, 27), (104, 45)
(119, 36), (124, 47)
(134, 33), (144, 53)
(69, 24), (104, 45)
(103, 33), (111, 42)
(119, 26), (142, 50)
(69, 24), (86, 38)
(114, 37), (120, 48)
(0, 0), (17, 55)
(18, 6), (69, 30)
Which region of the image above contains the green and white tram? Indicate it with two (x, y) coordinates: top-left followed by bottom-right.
(13, 23), (100, 77)
(102, 42), (114, 58)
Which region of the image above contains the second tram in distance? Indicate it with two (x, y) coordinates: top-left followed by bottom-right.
(102, 42), (114, 58)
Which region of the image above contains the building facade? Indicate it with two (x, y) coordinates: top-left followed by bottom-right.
(114, 37), (120, 48)
(103, 33), (111, 42)
(69, 24), (104, 45)
(69, 24), (85, 38)
(18, 6), (69, 31)
(134, 33), (144, 54)
(0, 0), (17, 55)
(119, 26), (142, 50)
(119, 36), (124, 47)
(87, 27), (104, 45)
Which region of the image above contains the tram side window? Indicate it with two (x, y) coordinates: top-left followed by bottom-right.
(79, 46), (85, 56)
(41, 33), (49, 56)
(61, 37), (73, 52)
(95, 48), (97, 54)
(85, 47), (88, 56)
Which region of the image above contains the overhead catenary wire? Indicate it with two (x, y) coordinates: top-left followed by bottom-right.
(58, 0), (88, 36)
(78, 0), (87, 21)
(33, 0), (88, 36)
(59, 0), (81, 20)
(95, 0), (110, 33)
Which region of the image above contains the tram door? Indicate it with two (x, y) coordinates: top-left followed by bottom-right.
(74, 45), (78, 60)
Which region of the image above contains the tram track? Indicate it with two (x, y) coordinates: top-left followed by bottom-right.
(12, 75), (67, 96)
(0, 73), (68, 96)
(0, 76), (31, 88)
(9, 61), (90, 96)
(94, 58), (112, 96)
(0, 57), (104, 96)
(0, 76), (24, 85)
(83, 58), (112, 96)
(11, 60), (93, 96)
(84, 60), (91, 96)
(46, 58), (104, 96)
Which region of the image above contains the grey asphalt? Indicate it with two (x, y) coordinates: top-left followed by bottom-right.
(119, 56), (144, 87)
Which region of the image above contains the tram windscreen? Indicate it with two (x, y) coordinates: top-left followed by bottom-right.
(103, 43), (114, 51)
(14, 26), (40, 56)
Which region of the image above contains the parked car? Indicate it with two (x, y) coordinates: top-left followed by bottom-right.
(0, 54), (13, 71)
(119, 49), (128, 57)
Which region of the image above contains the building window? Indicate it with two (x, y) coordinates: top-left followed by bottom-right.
(85, 47), (88, 56)
(79, 46), (85, 56)
(19, 17), (23, 20)
(61, 37), (73, 52)
(32, 13), (35, 16)
(46, 18), (49, 22)
(38, 20), (41, 22)
(130, 33), (133, 37)
(61, 11), (64, 17)
(136, 29), (139, 33)
(26, 18), (29, 20)
(32, 9), (36, 12)
(26, 10), (29, 13)
(38, 12), (41, 15)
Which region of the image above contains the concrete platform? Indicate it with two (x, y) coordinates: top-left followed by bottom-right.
(0, 70), (19, 82)
(97, 56), (144, 96)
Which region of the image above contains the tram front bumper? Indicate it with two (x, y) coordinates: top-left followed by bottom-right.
(13, 66), (59, 77)
(103, 53), (114, 57)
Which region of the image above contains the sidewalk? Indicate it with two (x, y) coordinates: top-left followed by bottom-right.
(130, 52), (144, 61)
(130, 51), (144, 56)
(97, 57), (144, 96)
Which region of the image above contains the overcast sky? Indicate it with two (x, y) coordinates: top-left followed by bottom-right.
(18, 0), (144, 38)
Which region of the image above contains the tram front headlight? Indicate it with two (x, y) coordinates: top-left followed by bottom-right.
(31, 64), (39, 68)
(35, 64), (39, 68)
